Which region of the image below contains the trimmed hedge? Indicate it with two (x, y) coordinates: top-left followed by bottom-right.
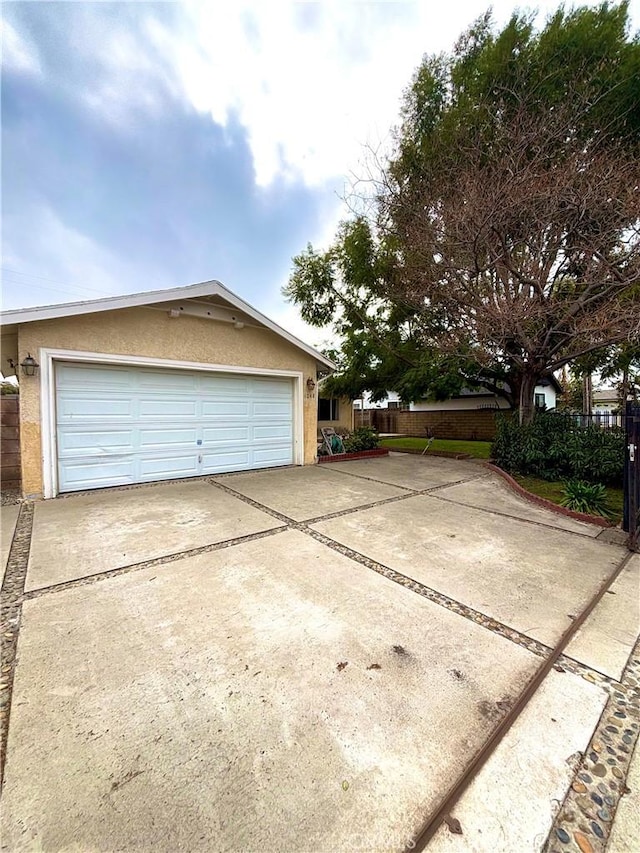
(491, 413), (624, 486)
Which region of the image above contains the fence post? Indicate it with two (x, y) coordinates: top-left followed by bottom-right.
(623, 401), (639, 551)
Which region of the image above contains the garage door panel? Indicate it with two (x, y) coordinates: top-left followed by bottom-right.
(137, 371), (198, 392)
(253, 401), (291, 417)
(253, 424), (292, 441)
(200, 450), (251, 473)
(57, 396), (134, 420)
(138, 428), (198, 449)
(139, 399), (198, 418)
(55, 363), (295, 492)
(201, 400), (251, 417)
(57, 428), (135, 455)
(202, 426), (250, 443)
(253, 446), (295, 464)
(57, 364), (132, 389)
(139, 455), (200, 478)
(59, 458), (136, 492)
(200, 375), (251, 394)
(253, 377), (295, 393)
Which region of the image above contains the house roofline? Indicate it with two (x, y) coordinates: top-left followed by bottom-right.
(0, 279), (336, 371)
(540, 373), (563, 394)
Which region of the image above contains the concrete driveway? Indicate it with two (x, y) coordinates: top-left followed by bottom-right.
(1, 455), (638, 852)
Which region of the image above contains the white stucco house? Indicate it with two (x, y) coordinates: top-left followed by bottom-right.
(591, 388), (620, 415)
(410, 377), (561, 412)
(353, 377), (561, 412)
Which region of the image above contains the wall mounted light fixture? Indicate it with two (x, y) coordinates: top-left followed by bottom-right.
(306, 377), (316, 392)
(20, 353), (39, 377)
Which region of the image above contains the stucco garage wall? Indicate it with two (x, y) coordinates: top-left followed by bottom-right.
(18, 307), (318, 497)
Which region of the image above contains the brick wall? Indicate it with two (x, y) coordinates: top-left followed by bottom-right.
(1, 395), (21, 492)
(355, 407), (501, 441)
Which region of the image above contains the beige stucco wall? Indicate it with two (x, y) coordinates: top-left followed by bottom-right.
(17, 306), (319, 497)
(317, 396), (353, 434)
(1, 332), (18, 376)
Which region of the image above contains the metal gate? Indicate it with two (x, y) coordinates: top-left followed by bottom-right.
(623, 401), (640, 551)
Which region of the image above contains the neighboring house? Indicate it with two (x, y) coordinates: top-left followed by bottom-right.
(591, 388), (620, 415)
(353, 391), (404, 410)
(0, 280), (334, 499)
(410, 377), (561, 412)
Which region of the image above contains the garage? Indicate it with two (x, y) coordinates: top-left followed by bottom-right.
(55, 362), (295, 492)
(0, 279), (334, 498)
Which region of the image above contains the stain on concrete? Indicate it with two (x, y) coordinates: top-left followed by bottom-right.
(478, 696), (514, 722)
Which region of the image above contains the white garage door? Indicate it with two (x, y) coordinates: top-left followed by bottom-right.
(55, 362), (295, 493)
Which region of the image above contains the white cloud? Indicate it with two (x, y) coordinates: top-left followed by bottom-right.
(145, 0), (637, 192)
(1, 205), (163, 310)
(4, 0), (637, 315)
(1, 18), (42, 76)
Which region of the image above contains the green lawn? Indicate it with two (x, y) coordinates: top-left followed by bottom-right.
(513, 475), (624, 523)
(379, 437), (492, 459)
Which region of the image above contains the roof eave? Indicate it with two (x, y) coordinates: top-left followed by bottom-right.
(0, 279), (335, 372)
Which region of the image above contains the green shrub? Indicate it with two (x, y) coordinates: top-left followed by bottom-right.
(491, 412), (624, 485)
(342, 426), (380, 453)
(561, 480), (610, 517)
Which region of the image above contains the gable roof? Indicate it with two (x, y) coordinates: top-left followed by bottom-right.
(0, 279), (335, 371)
(592, 388), (618, 403)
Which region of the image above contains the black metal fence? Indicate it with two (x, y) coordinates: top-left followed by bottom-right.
(623, 402), (639, 551)
(553, 411), (627, 431)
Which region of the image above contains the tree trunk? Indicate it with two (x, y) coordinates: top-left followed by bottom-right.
(518, 372), (539, 425)
(620, 367), (629, 410)
(582, 373), (592, 416)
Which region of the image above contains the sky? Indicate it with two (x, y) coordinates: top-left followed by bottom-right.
(2, 0), (639, 350)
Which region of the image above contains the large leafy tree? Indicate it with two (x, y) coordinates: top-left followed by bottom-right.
(286, 3), (640, 422)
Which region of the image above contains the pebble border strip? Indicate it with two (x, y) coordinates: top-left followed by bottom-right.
(543, 639), (640, 853)
(0, 502), (34, 783)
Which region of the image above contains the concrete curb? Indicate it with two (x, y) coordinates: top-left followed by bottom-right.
(384, 446), (471, 460)
(318, 448), (390, 464)
(485, 463), (613, 528)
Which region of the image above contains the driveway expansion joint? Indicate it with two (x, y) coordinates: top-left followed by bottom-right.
(320, 465), (489, 494)
(22, 526), (287, 601)
(207, 475), (625, 692)
(0, 502), (34, 786)
(3, 466), (634, 849)
(21, 475), (623, 700)
(430, 491), (617, 541)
